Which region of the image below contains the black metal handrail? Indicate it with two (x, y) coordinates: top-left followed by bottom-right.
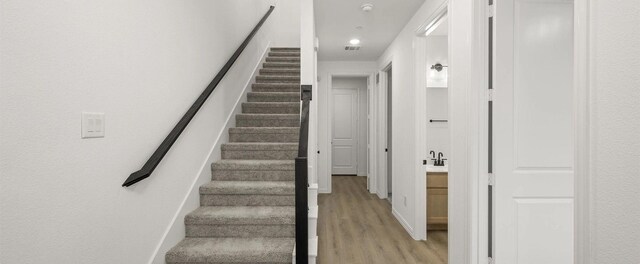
(295, 85), (311, 263)
(122, 6), (275, 187)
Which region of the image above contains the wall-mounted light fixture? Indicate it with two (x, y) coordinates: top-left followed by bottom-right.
(430, 63), (448, 72)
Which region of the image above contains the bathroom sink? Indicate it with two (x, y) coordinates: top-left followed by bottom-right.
(426, 164), (448, 173)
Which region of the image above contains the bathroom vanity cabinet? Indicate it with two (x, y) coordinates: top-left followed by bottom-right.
(427, 171), (448, 230)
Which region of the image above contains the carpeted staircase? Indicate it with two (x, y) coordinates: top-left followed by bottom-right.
(165, 47), (301, 264)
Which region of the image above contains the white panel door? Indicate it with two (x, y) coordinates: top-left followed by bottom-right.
(493, 0), (574, 263)
(332, 88), (358, 175)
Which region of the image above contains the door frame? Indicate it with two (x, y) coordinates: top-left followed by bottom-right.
(574, 0), (593, 263)
(376, 62), (393, 200)
(411, 0), (489, 261)
(413, 2), (449, 241)
(325, 73), (376, 193)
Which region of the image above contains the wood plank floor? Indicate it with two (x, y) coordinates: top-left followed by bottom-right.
(318, 176), (448, 264)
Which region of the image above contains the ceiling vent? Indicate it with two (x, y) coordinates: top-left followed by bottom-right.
(344, 45), (361, 51)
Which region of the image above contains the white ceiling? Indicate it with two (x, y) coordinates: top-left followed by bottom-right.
(315, 0), (426, 61)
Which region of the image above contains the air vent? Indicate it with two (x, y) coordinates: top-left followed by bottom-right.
(344, 45), (361, 51)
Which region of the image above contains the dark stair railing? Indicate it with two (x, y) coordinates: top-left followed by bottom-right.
(122, 6), (275, 187)
(296, 85), (311, 264)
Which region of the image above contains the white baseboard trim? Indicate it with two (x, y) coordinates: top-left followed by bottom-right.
(392, 207), (416, 240)
(147, 42), (271, 264)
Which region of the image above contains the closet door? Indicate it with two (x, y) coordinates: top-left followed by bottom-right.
(493, 0), (574, 263)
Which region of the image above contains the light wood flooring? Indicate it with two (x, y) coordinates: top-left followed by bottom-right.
(318, 176), (448, 264)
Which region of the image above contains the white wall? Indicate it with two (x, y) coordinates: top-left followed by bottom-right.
(587, 0), (640, 262)
(425, 35), (450, 161)
(317, 61), (377, 193)
(426, 88), (450, 161)
(426, 36), (449, 88)
(0, 1), (298, 263)
(331, 77), (369, 176)
(375, 0), (447, 238)
(273, 0), (301, 47)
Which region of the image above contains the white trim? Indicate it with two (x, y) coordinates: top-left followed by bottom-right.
(412, 2), (449, 242)
(147, 43), (271, 264)
(392, 207), (416, 239)
(377, 59), (393, 200)
(472, 0), (490, 262)
(449, 0), (485, 263)
(574, 0), (593, 263)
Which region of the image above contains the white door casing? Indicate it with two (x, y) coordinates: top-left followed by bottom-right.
(332, 88), (358, 175)
(493, 0), (574, 263)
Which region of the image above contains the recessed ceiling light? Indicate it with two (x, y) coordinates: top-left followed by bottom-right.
(349, 39), (361, 45)
(361, 3), (374, 12)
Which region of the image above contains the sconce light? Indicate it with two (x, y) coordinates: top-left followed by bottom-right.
(430, 63), (448, 72)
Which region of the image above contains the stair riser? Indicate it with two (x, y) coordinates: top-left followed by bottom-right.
(242, 105), (299, 114)
(212, 170), (294, 181)
(252, 83), (299, 91)
(271, 47), (300, 51)
(255, 78), (300, 83)
(186, 225), (294, 238)
(268, 52), (300, 57)
(263, 62), (300, 68)
(229, 133), (299, 143)
(237, 118), (300, 127)
(247, 93), (299, 102)
(200, 195), (294, 206)
(259, 69), (300, 76)
(168, 250), (292, 264)
(266, 57), (300, 63)
(222, 150), (297, 160)
(252, 87), (300, 93)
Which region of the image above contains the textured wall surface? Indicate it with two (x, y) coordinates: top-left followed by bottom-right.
(591, 0), (640, 262)
(0, 0), (298, 263)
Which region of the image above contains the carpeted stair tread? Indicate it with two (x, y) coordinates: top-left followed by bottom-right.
(222, 142), (298, 150)
(247, 92), (300, 103)
(210, 160), (294, 181)
(252, 83), (300, 93)
(268, 51), (300, 57)
(236, 113), (300, 127)
(259, 68), (300, 75)
(256, 75), (300, 83)
(270, 47), (300, 51)
(185, 206), (294, 225)
(165, 237), (294, 263)
(242, 102), (300, 114)
(263, 62), (300, 68)
(266, 57), (300, 63)
(212, 159), (294, 170)
(221, 142), (297, 160)
(200, 181), (295, 195)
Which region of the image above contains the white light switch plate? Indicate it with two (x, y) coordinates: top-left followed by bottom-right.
(81, 112), (105, 138)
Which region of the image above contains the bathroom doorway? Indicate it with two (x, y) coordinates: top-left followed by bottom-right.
(412, 2), (450, 252)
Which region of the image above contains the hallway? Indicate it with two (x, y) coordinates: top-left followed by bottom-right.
(318, 176), (447, 264)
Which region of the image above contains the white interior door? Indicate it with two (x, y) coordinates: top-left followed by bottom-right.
(332, 88), (358, 175)
(493, 0), (574, 263)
